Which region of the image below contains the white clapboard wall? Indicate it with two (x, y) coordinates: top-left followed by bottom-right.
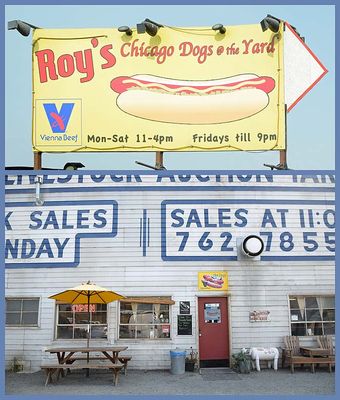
(5, 171), (335, 371)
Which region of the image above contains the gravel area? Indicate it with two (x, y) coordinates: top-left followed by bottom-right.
(5, 367), (335, 396)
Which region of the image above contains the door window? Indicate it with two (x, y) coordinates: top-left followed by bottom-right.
(204, 303), (221, 323)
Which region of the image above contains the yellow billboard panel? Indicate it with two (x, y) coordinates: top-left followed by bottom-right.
(32, 25), (285, 152)
(198, 272), (228, 291)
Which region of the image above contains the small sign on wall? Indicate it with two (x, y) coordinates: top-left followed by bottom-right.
(179, 301), (190, 314)
(177, 315), (192, 335)
(198, 272), (228, 290)
(249, 310), (271, 322)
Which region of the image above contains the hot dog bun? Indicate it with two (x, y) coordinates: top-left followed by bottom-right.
(116, 88), (268, 124)
(111, 74), (275, 125)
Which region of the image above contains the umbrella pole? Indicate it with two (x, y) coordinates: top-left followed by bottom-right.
(86, 294), (90, 377)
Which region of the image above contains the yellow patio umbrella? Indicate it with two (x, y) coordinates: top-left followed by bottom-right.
(49, 281), (125, 348)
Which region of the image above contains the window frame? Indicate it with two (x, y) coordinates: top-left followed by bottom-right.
(119, 298), (172, 340)
(5, 297), (40, 327)
(54, 302), (108, 340)
(288, 295), (335, 337)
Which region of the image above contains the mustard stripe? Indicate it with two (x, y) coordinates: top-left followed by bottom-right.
(122, 78), (266, 93)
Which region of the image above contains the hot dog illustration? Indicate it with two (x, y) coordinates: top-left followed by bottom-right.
(203, 274), (224, 285)
(201, 279), (223, 289)
(201, 274), (224, 289)
(110, 74), (275, 124)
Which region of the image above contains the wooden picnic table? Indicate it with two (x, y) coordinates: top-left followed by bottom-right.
(45, 345), (128, 364)
(42, 346), (129, 386)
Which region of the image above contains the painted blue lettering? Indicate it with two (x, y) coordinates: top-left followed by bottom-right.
(320, 174), (335, 183)
(43, 211), (60, 229)
(5, 212), (13, 230)
(5, 176), (16, 185)
(178, 175), (191, 182)
(234, 209), (248, 227)
(36, 239), (53, 258)
(91, 175), (105, 183)
(57, 175), (73, 183)
(300, 175), (319, 183)
(204, 209), (217, 228)
(62, 210), (74, 229)
(126, 175), (142, 182)
(196, 175), (210, 182)
(323, 209), (335, 229)
(237, 174), (252, 182)
(187, 209), (202, 228)
(29, 211), (43, 229)
(277, 209), (289, 228)
(170, 209), (184, 228)
(5, 239), (18, 258)
(22, 239), (36, 258)
(256, 174), (273, 183)
(42, 176), (55, 184)
(218, 209), (231, 227)
(261, 209), (277, 228)
(110, 175), (124, 182)
(93, 210), (107, 228)
(77, 210), (90, 228)
(157, 174), (175, 182)
(54, 238), (70, 257)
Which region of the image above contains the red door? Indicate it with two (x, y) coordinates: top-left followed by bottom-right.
(198, 297), (229, 367)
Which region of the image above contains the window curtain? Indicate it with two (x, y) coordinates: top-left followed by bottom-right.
(297, 297), (305, 319)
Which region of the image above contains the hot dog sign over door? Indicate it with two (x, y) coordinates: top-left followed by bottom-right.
(32, 24), (285, 153)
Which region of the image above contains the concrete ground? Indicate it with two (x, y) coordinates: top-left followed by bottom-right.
(5, 367), (335, 396)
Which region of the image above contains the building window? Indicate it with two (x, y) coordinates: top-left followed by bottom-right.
(6, 298), (39, 326)
(289, 296), (335, 336)
(56, 304), (107, 339)
(119, 300), (171, 339)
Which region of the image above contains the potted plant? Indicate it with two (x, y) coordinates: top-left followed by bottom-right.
(232, 349), (251, 374)
(185, 347), (198, 372)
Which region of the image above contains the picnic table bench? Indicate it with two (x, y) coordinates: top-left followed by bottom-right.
(42, 346), (130, 385)
(70, 355), (132, 375)
(41, 361), (124, 386)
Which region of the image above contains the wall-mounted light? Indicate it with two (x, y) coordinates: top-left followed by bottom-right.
(34, 176), (44, 206)
(237, 235), (264, 260)
(118, 26), (133, 36)
(137, 18), (163, 36)
(242, 235), (264, 257)
(8, 20), (39, 36)
(63, 162), (85, 170)
(212, 23), (226, 34)
(260, 15), (281, 33)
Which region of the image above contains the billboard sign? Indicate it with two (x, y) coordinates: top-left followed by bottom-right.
(32, 25), (285, 153)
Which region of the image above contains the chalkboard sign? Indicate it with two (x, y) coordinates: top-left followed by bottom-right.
(177, 315), (192, 335)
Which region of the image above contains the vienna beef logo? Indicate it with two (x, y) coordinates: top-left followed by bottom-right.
(36, 99), (81, 145)
(43, 103), (74, 133)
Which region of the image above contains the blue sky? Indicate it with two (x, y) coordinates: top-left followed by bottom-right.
(5, 4), (335, 171)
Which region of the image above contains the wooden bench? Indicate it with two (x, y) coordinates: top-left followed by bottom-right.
(70, 355), (132, 375)
(41, 362), (124, 386)
(286, 355), (334, 373)
(283, 336), (335, 373)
